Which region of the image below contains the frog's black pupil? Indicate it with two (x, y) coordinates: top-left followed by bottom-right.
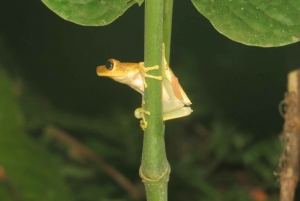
(106, 60), (114, 70)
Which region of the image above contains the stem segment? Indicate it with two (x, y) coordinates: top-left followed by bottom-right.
(163, 0), (173, 64)
(141, 0), (170, 200)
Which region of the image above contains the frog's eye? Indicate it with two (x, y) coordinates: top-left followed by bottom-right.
(106, 60), (114, 70)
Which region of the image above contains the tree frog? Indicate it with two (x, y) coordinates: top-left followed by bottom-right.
(96, 47), (192, 130)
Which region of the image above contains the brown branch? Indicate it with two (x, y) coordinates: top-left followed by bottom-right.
(44, 125), (144, 200)
(279, 70), (300, 201)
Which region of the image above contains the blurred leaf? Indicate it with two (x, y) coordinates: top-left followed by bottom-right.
(41, 0), (142, 26)
(221, 186), (253, 201)
(191, 0), (300, 47)
(209, 121), (234, 159)
(0, 182), (13, 201)
(0, 67), (73, 201)
(242, 138), (280, 182)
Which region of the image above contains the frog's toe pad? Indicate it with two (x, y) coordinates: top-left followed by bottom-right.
(134, 108), (150, 119)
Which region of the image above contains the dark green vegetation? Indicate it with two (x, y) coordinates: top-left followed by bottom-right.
(1, 0), (299, 200)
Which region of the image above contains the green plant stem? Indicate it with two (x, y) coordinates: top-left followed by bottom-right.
(141, 0), (170, 200)
(163, 0), (173, 64)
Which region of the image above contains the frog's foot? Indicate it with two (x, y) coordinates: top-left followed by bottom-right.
(138, 62), (162, 88)
(134, 107), (150, 130)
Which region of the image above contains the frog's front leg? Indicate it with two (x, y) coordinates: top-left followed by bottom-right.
(134, 101), (150, 130)
(138, 62), (162, 88)
(135, 63), (163, 130)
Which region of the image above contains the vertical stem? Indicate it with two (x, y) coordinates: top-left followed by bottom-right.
(141, 0), (170, 201)
(279, 70), (300, 201)
(163, 0), (173, 64)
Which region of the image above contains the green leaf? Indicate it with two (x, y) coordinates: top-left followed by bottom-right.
(41, 0), (143, 26)
(134, 0), (143, 6)
(0, 67), (74, 201)
(191, 0), (300, 47)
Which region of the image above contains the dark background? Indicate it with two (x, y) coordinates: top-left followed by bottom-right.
(1, 0), (288, 135)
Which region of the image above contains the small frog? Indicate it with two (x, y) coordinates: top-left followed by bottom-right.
(96, 46), (192, 130)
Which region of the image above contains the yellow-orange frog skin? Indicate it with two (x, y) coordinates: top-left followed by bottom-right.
(96, 50), (192, 130)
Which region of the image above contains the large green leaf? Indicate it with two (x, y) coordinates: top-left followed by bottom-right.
(0, 67), (74, 201)
(192, 0), (300, 47)
(41, 0), (143, 26)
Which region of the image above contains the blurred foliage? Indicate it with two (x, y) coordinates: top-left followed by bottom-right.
(0, 0), (294, 201)
(12, 85), (282, 201)
(0, 66), (74, 200)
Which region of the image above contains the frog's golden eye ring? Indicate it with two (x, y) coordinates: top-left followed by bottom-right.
(106, 60), (114, 70)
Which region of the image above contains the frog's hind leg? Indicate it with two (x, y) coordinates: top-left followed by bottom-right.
(134, 107), (150, 130)
(163, 107), (193, 121)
